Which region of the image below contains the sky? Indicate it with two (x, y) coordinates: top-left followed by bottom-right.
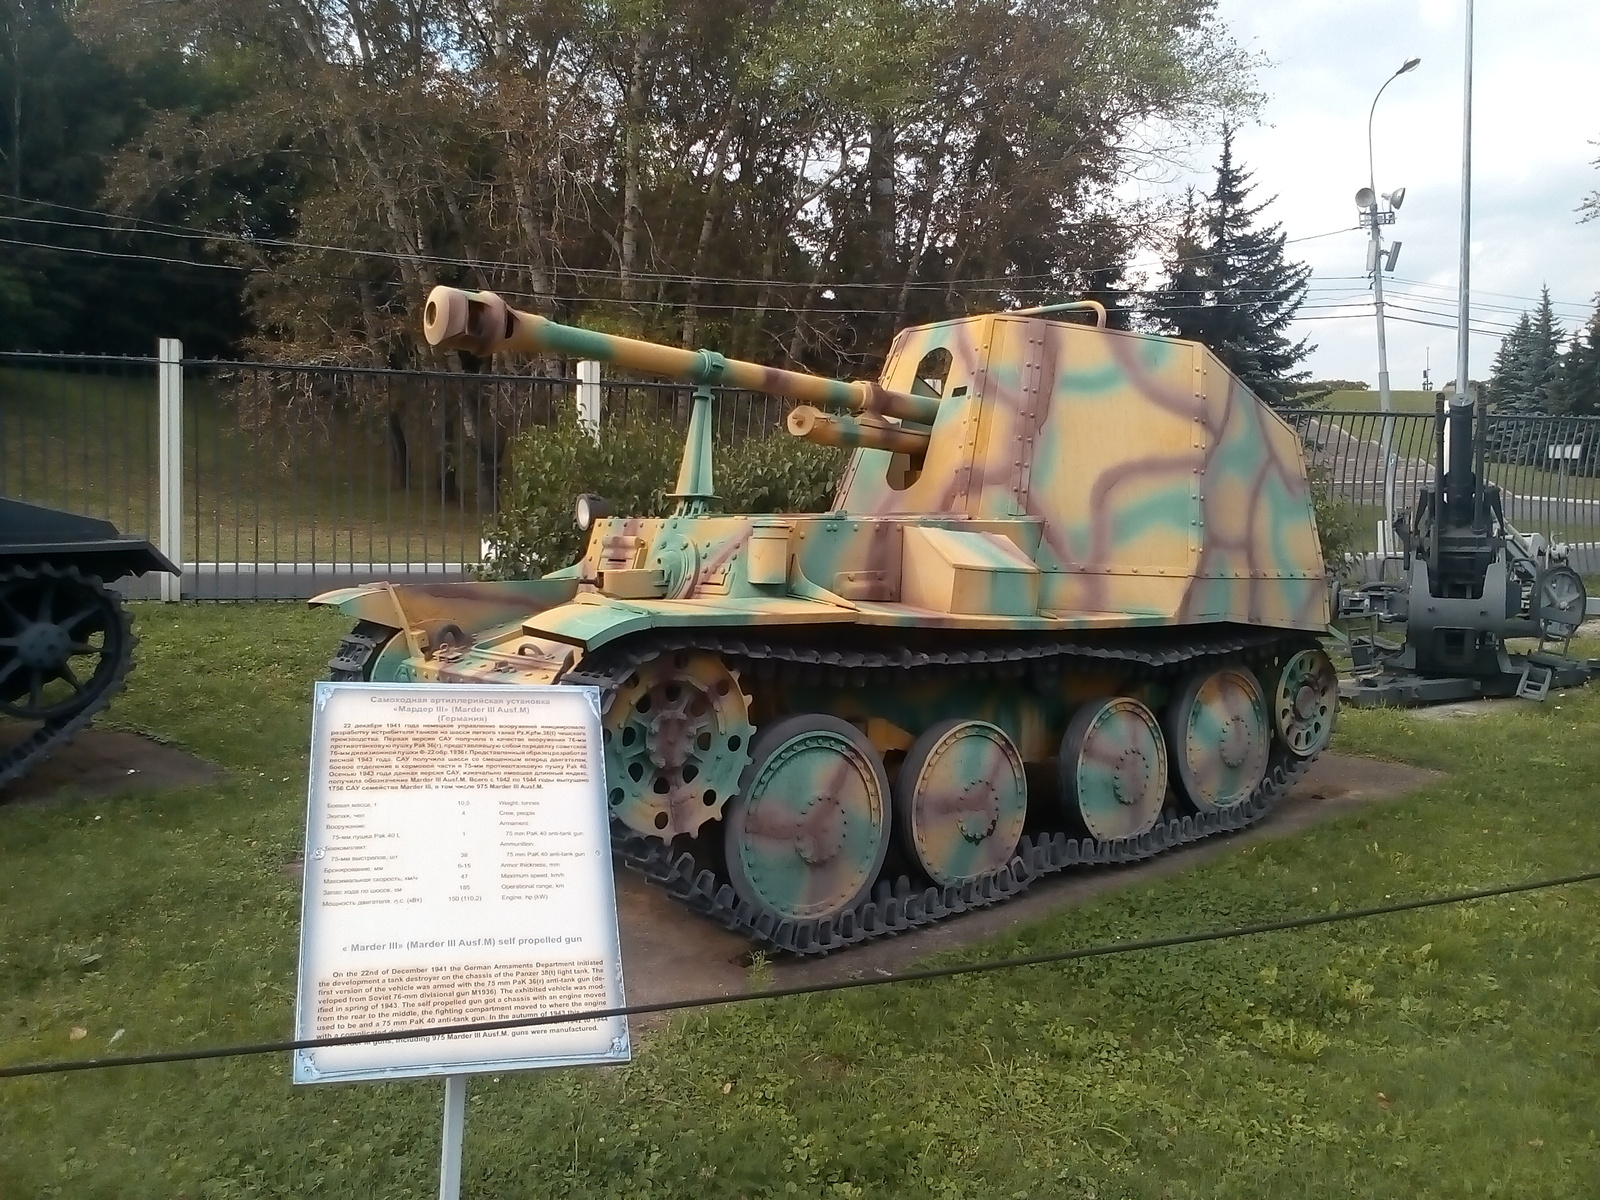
(1155, 0), (1599, 388)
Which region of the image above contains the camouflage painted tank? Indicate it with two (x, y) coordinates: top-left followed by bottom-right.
(315, 286), (1338, 954)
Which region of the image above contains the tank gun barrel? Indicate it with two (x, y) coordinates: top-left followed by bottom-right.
(424, 286), (940, 425)
(785, 405), (930, 455)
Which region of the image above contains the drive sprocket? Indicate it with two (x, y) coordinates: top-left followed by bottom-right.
(602, 650), (754, 839)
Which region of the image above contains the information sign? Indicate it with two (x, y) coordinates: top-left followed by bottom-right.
(293, 682), (629, 1085)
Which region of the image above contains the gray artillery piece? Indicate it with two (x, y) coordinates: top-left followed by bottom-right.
(1340, 389), (1599, 706)
(0, 497), (177, 789)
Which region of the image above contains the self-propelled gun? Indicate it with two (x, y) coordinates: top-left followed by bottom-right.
(315, 286), (1337, 953)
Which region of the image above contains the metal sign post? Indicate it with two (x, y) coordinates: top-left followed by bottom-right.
(439, 1074), (468, 1200)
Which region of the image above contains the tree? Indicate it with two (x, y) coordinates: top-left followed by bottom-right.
(68, 0), (1259, 372)
(0, 0), (247, 352)
(1487, 288), (1564, 414)
(1485, 311), (1534, 411)
(1581, 138), (1598, 223)
(1560, 300), (1600, 416)
(1147, 131), (1312, 405)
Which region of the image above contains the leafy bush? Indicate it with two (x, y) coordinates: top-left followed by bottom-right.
(1307, 461), (1361, 579)
(483, 415), (848, 579)
(717, 434), (847, 514)
(484, 414), (680, 578)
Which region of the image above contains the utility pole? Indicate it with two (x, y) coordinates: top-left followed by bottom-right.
(1360, 56), (1420, 557)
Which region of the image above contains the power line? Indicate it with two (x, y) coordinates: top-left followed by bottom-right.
(1389, 275), (1595, 315)
(0, 235), (1388, 319)
(4, 209), (1550, 344)
(3, 866), (1595, 1082)
(1387, 312), (1518, 338)
(0, 192), (1364, 294)
(0, 235), (243, 272)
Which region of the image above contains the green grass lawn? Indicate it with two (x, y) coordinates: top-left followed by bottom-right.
(3, 604), (1599, 1198)
(1, 366), (487, 563)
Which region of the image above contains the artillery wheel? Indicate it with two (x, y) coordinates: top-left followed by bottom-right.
(893, 719), (1027, 886)
(0, 565), (132, 723)
(605, 651), (753, 840)
(1272, 648), (1337, 758)
(722, 714), (892, 923)
(1164, 667), (1270, 813)
(1058, 697), (1168, 841)
(1538, 566), (1586, 639)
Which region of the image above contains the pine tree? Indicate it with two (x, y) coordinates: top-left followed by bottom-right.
(1561, 300), (1600, 415)
(1526, 287), (1566, 412)
(1152, 188), (1211, 341)
(1488, 288), (1566, 414)
(1149, 132), (1313, 406)
(1486, 312), (1535, 411)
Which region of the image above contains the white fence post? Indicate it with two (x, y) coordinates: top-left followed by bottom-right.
(158, 337), (183, 602)
(576, 359), (601, 441)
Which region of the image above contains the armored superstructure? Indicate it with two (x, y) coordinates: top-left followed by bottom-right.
(315, 287), (1338, 953)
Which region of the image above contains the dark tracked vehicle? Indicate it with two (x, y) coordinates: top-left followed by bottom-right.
(315, 286), (1340, 954)
(0, 498), (177, 789)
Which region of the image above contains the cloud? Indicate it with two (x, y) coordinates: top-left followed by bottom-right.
(1161, 0), (1600, 382)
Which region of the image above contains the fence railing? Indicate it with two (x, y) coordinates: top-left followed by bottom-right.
(1281, 408), (1600, 575)
(2, 348), (795, 599)
(8, 349), (1600, 600)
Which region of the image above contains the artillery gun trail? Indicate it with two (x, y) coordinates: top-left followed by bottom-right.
(316, 287), (1339, 954)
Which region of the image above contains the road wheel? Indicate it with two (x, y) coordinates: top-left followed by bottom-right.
(722, 715), (892, 923)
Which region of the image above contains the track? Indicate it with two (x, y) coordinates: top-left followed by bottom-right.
(330, 622), (1326, 956)
(0, 566), (138, 793)
(583, 628), (1319, 954)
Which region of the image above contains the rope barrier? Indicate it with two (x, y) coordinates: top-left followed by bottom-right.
(4, 867), (1596, 1081)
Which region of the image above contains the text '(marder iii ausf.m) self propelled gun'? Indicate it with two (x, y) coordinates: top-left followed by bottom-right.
(314, 287), (1339, 954)
(1, 498), (178, 789)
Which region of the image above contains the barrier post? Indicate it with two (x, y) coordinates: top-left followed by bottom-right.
(157, 338), (183, 601)
(576, 359), (601, 441)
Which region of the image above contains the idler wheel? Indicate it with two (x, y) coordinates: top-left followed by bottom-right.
(0, 566), (129, 722)
(723, 714), (891, 923)
(894, 719), (1027, 887)
(1164, 667), (1270, 812)
(1058, 697), (1168, 841)
(1272, 648), (1337, 758)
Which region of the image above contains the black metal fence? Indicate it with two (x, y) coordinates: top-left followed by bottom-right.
(1282, 408), (1600, 572)
(0, 351), (795, 598)
(8, 350), (1600, 598)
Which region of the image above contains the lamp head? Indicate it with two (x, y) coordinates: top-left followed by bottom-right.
(1355, 187), (1377, 209)
(575, 493), (612, 531)
(1398, 56), (1421, 75)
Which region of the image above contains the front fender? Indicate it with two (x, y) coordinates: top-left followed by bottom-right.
(310, 578), (582, 638)
(522, 593), (855, 653)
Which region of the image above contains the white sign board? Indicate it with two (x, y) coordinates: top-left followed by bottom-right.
(293, 682), (629, 1084)
(1548, 444), (1583, 461)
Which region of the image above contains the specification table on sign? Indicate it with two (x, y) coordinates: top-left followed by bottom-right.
(293, 682), (629, 1084)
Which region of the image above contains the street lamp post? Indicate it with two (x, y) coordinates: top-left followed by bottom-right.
(1362, 55), (1421, 559)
